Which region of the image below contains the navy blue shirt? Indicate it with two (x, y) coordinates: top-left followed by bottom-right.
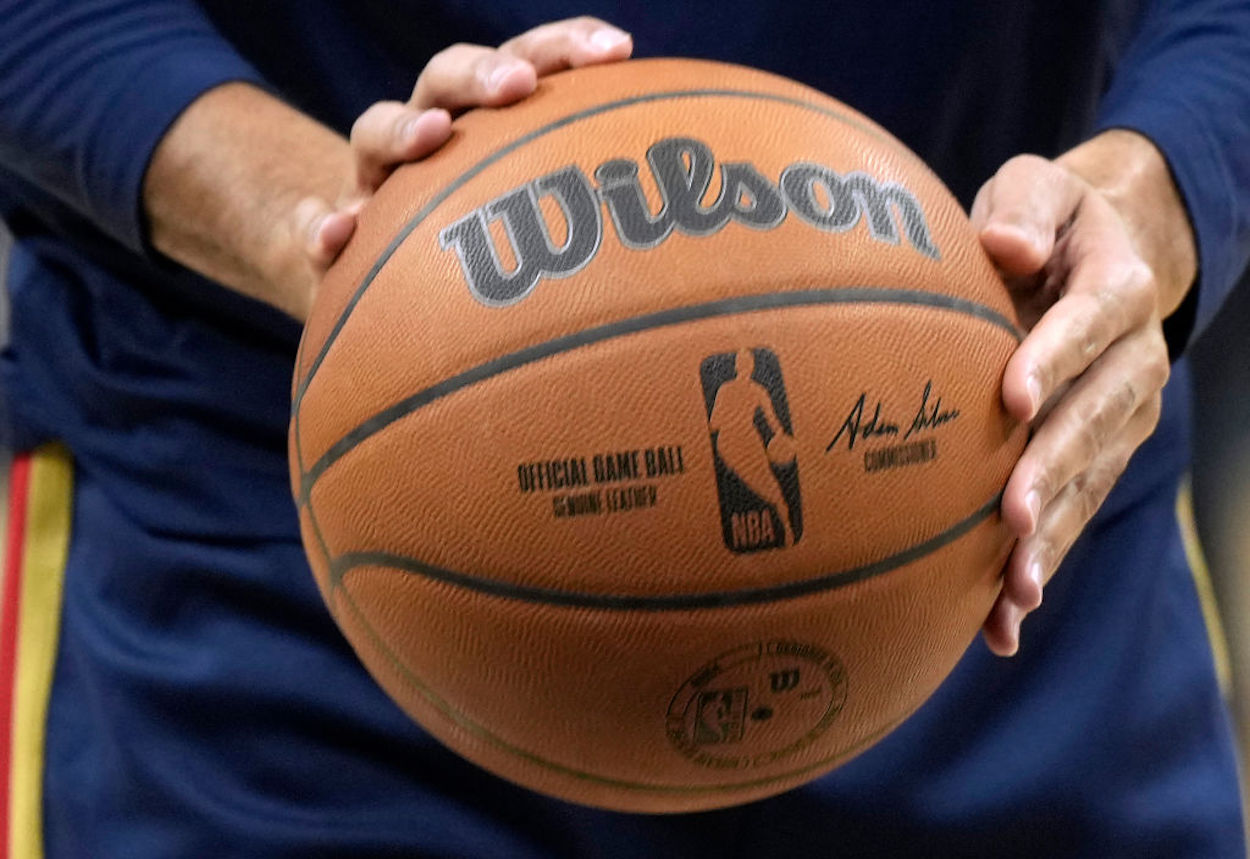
(1, 1), (1248, 856)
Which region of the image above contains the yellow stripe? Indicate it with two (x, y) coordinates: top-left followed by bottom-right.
(1176, 475), (1232, 697)
(10, 445), (72, 859)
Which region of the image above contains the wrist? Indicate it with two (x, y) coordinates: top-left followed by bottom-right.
(256, 201), (323, 322)
(144, 82), (349, 323)
(1056, 129), (1197, 318)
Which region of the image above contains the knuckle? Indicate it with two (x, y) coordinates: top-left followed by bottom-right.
(1030, 542), (1052, 580)
(348, 114), (369, 145)
(1000, 153), (1051, 179)
(426, 43), (479, 77)
(1092, 284), (1125, 330)
(1142, 393), (1164, 432)
(472, 50), (520, 88)
(970, 184), (992, 225)
(1067, 295), (1108, 360)
(444, 42), (475, 58)
(1066, 385), (1130, 469)
(1143, 344), (1170, 390)
(426, 44), (461, 69)
(348, 103), (393, 146)
(1098, 379), (1139, 431)
(292, 196), (323, 228)
(473, 49), (502, 72)
(1064, 377), (1144, 471)
(1100, 456), (1132, 505)
(1154, 354), (1171, 389)
(1092, 281), (1145, 345)
(1076, 487), (1101, 527)
(1097, 456), (1124, 497)
(1126, 258), (1154, 297)
(1071, 466), (1113, 523)
(1071, 403), (1106, 459)
(1119, 261), (1156, 323)
(1111, 444), (1135, 477)
(349, 105), (377, 139)
(1029, 460), (1058, 505)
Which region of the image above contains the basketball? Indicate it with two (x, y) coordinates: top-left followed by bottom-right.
(289, 58), (1026, 813)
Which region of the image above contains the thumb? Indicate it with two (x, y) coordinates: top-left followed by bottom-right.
(292, 196), (357, 275)
(971, 154), (1085, 277)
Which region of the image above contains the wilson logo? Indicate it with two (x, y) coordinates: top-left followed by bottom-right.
(439, 136), (940, 306)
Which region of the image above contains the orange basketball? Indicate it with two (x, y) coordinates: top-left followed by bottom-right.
(289, 58), (1025, 813)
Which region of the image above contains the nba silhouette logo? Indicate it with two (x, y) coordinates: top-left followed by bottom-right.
(700, 348), (803, 552)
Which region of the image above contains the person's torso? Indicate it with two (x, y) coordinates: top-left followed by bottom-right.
(3, 3), (1239, 855)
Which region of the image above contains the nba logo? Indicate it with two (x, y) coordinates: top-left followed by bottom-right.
(693, 688), (748, 745)
(700, 348), (803, 552)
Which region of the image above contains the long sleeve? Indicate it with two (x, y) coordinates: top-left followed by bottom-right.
(0, 0), (264, 254)
(1094, 0), (1250, 348)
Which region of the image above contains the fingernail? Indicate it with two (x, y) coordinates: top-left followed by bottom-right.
(399, 115), (422, 142)
(485, 60), (522, 92)
(1025, 490), (1041, 529)
(1028, 559), (1043, 592)
(1021, 225), (1044, 253)
(1003, 604), (1021, 657)
(1026, 373), (1042, 415)
(589, 27), (630, 51)
(308, 213), (328, 244)
(1003, 218), (1044, 252)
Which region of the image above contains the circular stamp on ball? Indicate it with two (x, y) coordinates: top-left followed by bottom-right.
(665, 640), (847, 770)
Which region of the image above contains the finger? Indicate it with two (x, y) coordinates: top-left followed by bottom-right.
(293, 197), (357, 273)
(499, 17), (632, 75)
(975, 155), (1086, 277)
(412, 43), (538, 112)
(999, 540), (1045, 613)
(1010, 395), (1162, 591)
(349, 103), (453, 192)
(982, 596), (1022, 657)
(984, 397), (1157, 660)
(968, 176), (993, 228)
(1000, 199), (1155, 423)
(1002, 321), (1168, 534)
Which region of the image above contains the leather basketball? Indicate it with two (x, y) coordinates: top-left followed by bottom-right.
(289, 58), (1026, 813)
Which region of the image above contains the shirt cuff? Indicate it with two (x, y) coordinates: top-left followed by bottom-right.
(99, 47), (266, 255)
(1094, 92), (1236, 356)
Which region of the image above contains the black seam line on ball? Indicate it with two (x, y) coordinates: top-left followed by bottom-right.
(291, 86), (891, 413)
(297, 286), (1020, 504)
(337, 583), (905, 794)
(327, 491), (1003, 606)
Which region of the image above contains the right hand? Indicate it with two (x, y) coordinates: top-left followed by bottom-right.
(294, 17), (634, 286)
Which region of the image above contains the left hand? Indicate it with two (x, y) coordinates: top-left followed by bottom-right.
(970, 130), (1196, 656)
(298, 17), (634, 289)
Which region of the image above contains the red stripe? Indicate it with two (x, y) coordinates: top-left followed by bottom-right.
(0, 454), (32, 859)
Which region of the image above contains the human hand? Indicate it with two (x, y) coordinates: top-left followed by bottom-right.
(145, 18), (630, 321)
(294, 17), (634, 282)
(970, 130), (1196, 656)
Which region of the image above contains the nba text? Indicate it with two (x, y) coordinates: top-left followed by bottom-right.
(729, 510), (778, 550)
